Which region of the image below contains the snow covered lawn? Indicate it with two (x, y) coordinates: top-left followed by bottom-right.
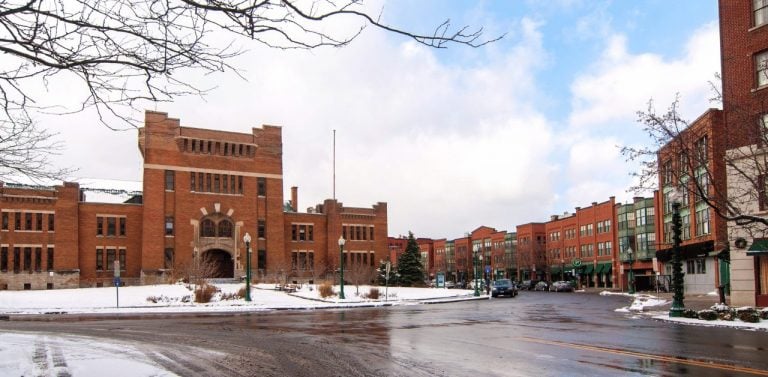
(0, 283), (476, 315)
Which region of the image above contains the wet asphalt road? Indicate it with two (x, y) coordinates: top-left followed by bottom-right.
(1, 291), (767, 376)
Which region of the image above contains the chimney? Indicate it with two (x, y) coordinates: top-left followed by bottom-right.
(550, 215), (559, 221)
(291, 186), (298, 212)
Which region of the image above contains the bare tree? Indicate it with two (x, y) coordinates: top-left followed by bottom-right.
(622, 86), (768, 237)
(0, 119), (73, 182)
(179, 254), (219, 289)
(346, 261), (375, 296)
(309, 259), (327, 287)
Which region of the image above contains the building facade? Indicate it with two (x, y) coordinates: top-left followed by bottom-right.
(0, 111), (388, 290)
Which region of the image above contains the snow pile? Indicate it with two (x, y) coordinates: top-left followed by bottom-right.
(610, 292), (668, 313)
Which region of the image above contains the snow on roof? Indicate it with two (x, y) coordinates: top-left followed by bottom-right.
(77, 178), (143, 204)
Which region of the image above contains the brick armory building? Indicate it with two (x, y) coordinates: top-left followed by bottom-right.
(0, 111), (388, 290)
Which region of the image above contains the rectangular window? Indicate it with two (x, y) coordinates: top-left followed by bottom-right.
(695, 136), (708, 166)
(214, 174), (220, 193)
(164, 248), (174, 269)
(165, 170), (175, 191)
(190, 172), (196, 191)
(230, 175), (236, 194)
(663, 159), (673, 186)
(310, 225), (315, 241)
(342, 225), (347, 240)
(25, 213), (32, 230)
(238, 176), (243, 194)
(119, 249), (126, 270)
(107, 217), (116, 236)
(48, 214), (54, 232)
(258, 249), (266, 270)
(259, 220), (266, 239)
(299, 226), (306, 241)
(695, 208), (711, 236)
(14, 212), (21, 230)
(257, 177), (266, 196)
(206, 173), (212, 192)
(96, 248), (104, 271)
(34, 247), (41, 272)
(757, 50), (768, 87)
(97, 216), (104, 236)
(119, 217), (126, 236)
(222, 174), (228, 193)
(36, 213), (42, 231)
(23, 247), (31, 272)
(165, 217), (174, 236)
(107, 248), (116, 270)
(757, 0), (768, 27)
(13, 247), (20, 273)
(696, 258), (706, 274)
(47, 247), (54, 271)
(291, 224), (297, 241)
(291, 251), (298, 270)
(682, 214), (691, 240)
(199, 172), (205, 192)
(1, 212), (7, 230)
(686, 260), (695, 274)
(0, 247), (7, 272)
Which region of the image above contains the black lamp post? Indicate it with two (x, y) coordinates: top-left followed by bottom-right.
(560, 259), (565, 281)
(473, 244), (480, 297)
(627, 246), (635, 294)
(338, 235), (346, 300)
(669, 190), (685, 317)
(244, 232), (252, 302)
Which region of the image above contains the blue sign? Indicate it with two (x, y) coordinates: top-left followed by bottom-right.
(485, 266), (491, 274)
(114, 277), (121, 287)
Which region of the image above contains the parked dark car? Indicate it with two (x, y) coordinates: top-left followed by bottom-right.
(550, 280), (574, 292)
(520, 280), (537, 290)
(491, 279), (518, 298)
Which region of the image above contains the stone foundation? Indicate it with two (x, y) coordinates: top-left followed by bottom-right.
(0, 270), (80, 290)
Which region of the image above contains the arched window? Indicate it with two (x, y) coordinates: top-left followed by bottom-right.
(201, 219), (216, 237)
(218, 220), (233, 238)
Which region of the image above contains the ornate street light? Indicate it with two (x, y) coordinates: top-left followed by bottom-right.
(627, 246), (635, 294)
(243, 232), (252, 302)
(338, 236), (346, 299)
(473, 244), (480, 297)
(669, 188), (686, 317)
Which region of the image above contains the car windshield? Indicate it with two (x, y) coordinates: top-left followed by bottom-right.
(493, 279), (511, 286)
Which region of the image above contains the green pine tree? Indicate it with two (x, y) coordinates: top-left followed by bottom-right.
(377, 259), (397, 286)
(397, 231), (425, 287)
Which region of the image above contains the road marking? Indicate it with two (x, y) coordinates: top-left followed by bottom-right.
(520, 336), (768, 376)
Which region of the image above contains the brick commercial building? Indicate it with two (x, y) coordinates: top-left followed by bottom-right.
(0, 111), (388, 290)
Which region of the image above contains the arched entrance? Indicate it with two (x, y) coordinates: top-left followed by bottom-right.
(202, 249), (234, 278)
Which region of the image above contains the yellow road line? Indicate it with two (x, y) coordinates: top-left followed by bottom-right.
(520, 336), (768, 376)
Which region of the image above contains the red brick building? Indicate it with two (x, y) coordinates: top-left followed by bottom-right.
(515, 223), (546, 281)
(0, 111), (388, 290)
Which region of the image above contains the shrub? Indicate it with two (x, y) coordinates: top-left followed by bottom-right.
(697, 310), (718, 321)
(318, 282), (335, 298)
(718, 309), (736, 321)
(237, 285), (247, 298)
(739, 311), (761, 323)
(736, 307), (757, 316)
(195, 283), (219, 303)
(366, 287), (380, 300)
(682, 309), (698, 319)
(761, 309), (768, 320)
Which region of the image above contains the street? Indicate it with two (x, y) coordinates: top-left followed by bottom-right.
(1, 292), (767, 376)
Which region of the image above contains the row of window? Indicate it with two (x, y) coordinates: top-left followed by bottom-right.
(341, 225), (375, 241)
(1, 212), (54, 232)
(0, 246), (54, 273)
(95, 248), (127, 271)
(291, 224), (314, 241)
(97, 216), (126, 236)
(341, 251), (376, 268)
(163, 170), (267, 197)
(290, 250), (315, 271)
(181, 138), (255, 158)
(686, 258), (707, 275)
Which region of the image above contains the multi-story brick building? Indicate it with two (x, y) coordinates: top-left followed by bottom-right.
(719, 0), (768, 306)
(655, 109), (729, 295)
(515, 222), (546, 281)
(0, 111), (388, 290)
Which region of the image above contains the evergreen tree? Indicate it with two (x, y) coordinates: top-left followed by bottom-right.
(377, 260), (397, 286)
(397, 232), (425, 287)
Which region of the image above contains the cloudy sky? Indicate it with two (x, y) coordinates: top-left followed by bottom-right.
(38, 0), (720, 239)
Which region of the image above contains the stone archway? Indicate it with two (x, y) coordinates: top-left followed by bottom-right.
(203, 249), (234, 278)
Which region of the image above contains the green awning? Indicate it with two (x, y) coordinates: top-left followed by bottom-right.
(602, 263), (612, 274)
(747, 239), (768, 255)
(594, 264), (605, 274)
(582, 264), (594, 274)
(550, 266), (561, 274)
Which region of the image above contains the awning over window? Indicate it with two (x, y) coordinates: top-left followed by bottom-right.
(747, 239), (768, 256)
(655, 240), (714, 262)
(550, 266), (561, 274)
(582, 264), (594, 274)
(602, 263), (612, 274)
(596, 263), (612, 274)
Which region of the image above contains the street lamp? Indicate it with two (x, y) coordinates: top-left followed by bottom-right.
(669, 188), (686, 317)
(473, 244), (480, 297)
(338, 236), (346, 300)
(243, 232), (252, 302)
(627, 246), (635, 294)
(561, 259), (565, 281)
